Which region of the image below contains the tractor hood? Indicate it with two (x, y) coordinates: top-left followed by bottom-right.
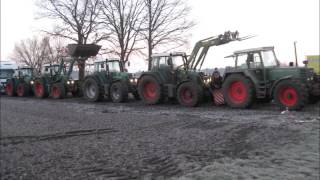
(266, 67), (314, 81)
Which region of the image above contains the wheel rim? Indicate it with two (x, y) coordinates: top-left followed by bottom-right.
(85, 82), (97, 99)
(180, 88), (193, 104)
(5, 82), (13, 96)
(228, 80), (248, 104)
(52, 86), (60, 98)
(17, 84), (24, 97)
(112, 86), (120, 100)
(35, 81), (43, 97)
(143, 82), (157, 100)
(278, 86), (298, 106)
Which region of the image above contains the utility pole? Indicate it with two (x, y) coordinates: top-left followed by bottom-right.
(294, 41), (298, 67)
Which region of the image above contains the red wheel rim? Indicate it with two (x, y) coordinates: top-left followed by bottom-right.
(180, 88), (193, 104)
(278, 86), (298, 106)
(143, 82), (157, 100)
(5, 82), (13, 96)
(35, 82), (43, 97)
(17, 84), (24, 97)
(228, 81), (248, 104)
(52, 86), (60, 98)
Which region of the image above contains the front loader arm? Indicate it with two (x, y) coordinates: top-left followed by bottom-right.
(188, 31), (253, 71)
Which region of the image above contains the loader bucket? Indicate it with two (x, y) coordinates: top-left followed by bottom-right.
(67, 44), (101, 57)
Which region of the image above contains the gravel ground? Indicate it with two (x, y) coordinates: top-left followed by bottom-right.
(0, 96), (319, 180)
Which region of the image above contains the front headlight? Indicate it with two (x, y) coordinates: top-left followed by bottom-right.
(67, 81), (70, 85)
(30, 80), (34, 85)
(130, 78), (138, 83)
(71, 80), (75, 84)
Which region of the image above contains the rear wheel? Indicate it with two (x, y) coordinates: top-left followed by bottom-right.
(16, 82), (30, 97)
(83, 77), (104, 102)
(138, 75), (162, 104)
(34, 79), (48, 98)
(177, 82), (203, 107)
(110, 82), (128, 103)
(274, 79), (308, 110)
(5, 79), (16, 96)
(51, 83), (66, 99)
(222, 74), (255, 108)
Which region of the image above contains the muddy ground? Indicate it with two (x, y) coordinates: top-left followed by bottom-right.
(0, 96), (319, 180)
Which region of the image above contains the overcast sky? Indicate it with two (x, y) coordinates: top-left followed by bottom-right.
(1, 0), (319, 72)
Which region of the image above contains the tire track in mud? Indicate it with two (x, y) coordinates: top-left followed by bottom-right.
(0, 128), (118, 146)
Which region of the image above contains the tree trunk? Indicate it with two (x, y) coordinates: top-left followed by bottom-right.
(148, 41), (152, 70)
(147, 0), (152, 71)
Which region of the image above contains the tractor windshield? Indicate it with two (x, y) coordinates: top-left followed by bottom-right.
(19, 68), (33, 76)
(171, 56), (185, 69)
(262, 50), (278, 67)
(108, 61), (121, 72)
(0, 69), (15, 79)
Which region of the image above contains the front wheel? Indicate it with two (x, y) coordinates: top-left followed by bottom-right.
(110, 82), (128, 103)
(5, 79), (16, 96)
(177, 82), (203, 107)
(83, 77), (104, 102)
(222, 74), (255, 108)
(138, 75), (162, 105)
(51, 83), (66, 99)
(34, 79), (48, 98)
(273, 79), (308, 110)
(16, 82), (30, 97)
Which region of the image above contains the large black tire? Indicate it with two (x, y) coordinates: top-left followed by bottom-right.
(34, 79), (48, 98)
(16, 82), (30, 97)
(138, 75), (162, 105)
(222, 74), (255, 108)
(177, 81), (203, 107)
(273, 79), (308, 110)
(110, 82), (128, 103)
(51, 83), (66, 99)
(83, 77), (104, 102)
(5, 79), (16, 96)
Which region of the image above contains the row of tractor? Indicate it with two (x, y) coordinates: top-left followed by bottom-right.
(4, 31), (320, 110)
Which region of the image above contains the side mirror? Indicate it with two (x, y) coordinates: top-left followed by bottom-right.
(303, 60), (308, 66)
(127, 61), (131, 67)
(289, 62), (294, 67)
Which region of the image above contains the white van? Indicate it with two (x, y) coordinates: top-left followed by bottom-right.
(0, 61), (18, 93)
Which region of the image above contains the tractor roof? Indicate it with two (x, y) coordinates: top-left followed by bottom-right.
(225, 46), (274, 58)
(152, 52), (186, 57)
(18, 65), (32, 69)
(94, 58), (120, 63)
(43, 63), (60, 67)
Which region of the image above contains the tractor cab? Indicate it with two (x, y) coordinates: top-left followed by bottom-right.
(225, 47), (279, 70)
(151, 52), (187, 71)
(42, 64), (63, 76)
(94, 58), (123, 73)
(15, 66), (33, 78)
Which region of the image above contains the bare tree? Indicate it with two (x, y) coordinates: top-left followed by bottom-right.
(100, 0), (144, 65)
(11, 37), (55, 74)
(142, 0), (194, 70)
(37, 0), (106, 80)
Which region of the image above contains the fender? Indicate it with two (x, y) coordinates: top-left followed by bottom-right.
(269, 75), (293, 97)
(138, 72), (163, 85)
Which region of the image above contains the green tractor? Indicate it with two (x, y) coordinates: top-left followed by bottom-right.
(82, 58), (139, 102)
(32, 60), (78, 99)
(5, 66), (34, 97)
(221, 46), (320, 110)
(137, 31), (247, 107)
(32, 44), (101, 99)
